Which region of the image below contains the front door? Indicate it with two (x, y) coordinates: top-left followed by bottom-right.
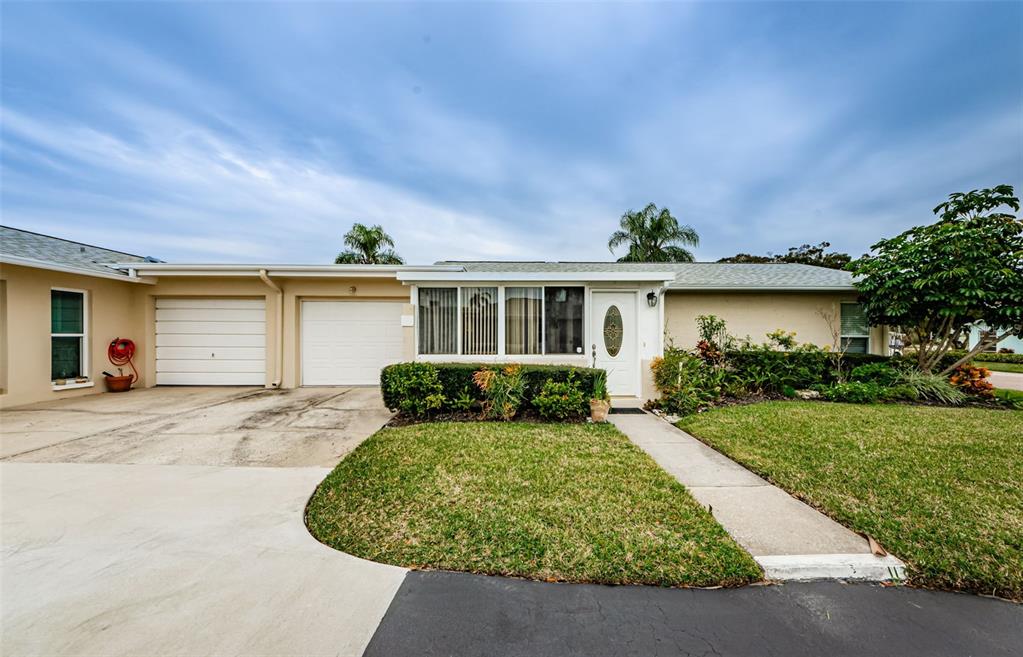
(590, 291), (638, 396)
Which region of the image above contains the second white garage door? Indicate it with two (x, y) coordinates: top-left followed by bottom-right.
(301, 301), (404, 386)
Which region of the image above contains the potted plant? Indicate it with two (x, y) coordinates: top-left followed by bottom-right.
(589, 371), (611, 422)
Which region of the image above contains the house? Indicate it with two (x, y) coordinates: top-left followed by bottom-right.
(0, 226), (887, 408)
(968, 322), (1023, 353)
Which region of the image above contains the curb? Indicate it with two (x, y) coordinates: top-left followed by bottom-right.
(755, 553), (906, 582)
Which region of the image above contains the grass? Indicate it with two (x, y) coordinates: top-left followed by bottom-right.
(678, 402), (1023, 599)
(993, 388), (1023, 407)
(979, 361), (1023, 373)
(306, 421), (761, 587)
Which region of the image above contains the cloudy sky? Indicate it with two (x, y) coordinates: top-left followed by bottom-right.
(2, 2), (1020, 264)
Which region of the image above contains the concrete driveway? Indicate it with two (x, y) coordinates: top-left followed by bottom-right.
(1, 386), (391, 466)
(1, 387), (406, 657)
(989, 370), (1023, 391)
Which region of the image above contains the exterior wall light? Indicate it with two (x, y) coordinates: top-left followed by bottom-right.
(646, 291), (658, 307)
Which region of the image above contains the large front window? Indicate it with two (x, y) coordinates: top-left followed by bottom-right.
(418, 287), (458, 355)
(417, 285), (585, 357)
(51, 289), (86, 380)
(505, 287), (542, 355)
(544, 286), (584, 354)
(461, 287), (498, 355)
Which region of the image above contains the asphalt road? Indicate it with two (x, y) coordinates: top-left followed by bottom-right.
(366, 571), (1022, 657)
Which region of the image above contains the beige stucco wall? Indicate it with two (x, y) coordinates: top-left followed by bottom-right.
(664, 291), (887, 355)
(0, 264), (146, 409)
(0, 267), (415, 408)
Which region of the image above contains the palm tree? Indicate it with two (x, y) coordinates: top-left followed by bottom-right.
(335, 223), (405, 264)
(607, 203), (700, 262)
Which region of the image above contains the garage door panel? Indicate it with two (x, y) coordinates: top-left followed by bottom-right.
(155, 359), (267, 373)
(156, 321), (266, 335)
(156, 346), (266, 360)
(156, 298), (265, 310)
(156, 333), (266, 347)
(155, 308), (265, 322)
(156, 297), (266, 386)
(156, 372), (266, 386)
(301, 301), (403, 386)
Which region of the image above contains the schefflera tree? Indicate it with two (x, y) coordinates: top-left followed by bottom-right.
(846, 185), (1022, 374)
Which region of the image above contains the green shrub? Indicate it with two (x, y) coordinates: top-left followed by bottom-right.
(650, 347), (728, 416)
(425, 363), (603, 410)
(949, 351), (1023, 365)
(896, 370), (966, 406)
(533, 376), (587, 420)
(881, 384), (919, 402)
(450, 386), (475, 412)
(472, 366), (527, 421)
(850, 362), (901, 386)
(380, 362), (445, 417)
(818, 381), (885, 404)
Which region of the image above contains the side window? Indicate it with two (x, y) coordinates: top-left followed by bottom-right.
(840, 303), (869, 354)
(51, 289), (87, 380)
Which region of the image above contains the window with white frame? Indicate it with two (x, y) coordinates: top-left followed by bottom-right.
(840, 302), (869, 354)
(505, 287), (542, 355)
(51, 289), (87, 380)
(417, 287), (457, 355)
(544, 286), (584, 354)
(417, 285), (585, 357)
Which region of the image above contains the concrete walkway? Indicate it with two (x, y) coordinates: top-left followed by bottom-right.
(609, 412), (904, 581)
(989, 370), (1023, 391)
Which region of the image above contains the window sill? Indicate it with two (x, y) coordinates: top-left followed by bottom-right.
(51, 381), (94, 391)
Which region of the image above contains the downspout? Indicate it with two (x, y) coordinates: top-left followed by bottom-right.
(259, 269), (284, 389)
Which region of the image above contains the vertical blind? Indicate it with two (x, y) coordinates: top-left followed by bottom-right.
(461, 287), (498, 355)
(505, 287), (542, 354)
(418, 288), (457, 354)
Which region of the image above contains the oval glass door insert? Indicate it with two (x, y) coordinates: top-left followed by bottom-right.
(603, 305), (624, 357)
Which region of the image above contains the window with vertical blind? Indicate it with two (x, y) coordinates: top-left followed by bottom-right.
(840, 302), (869, 354)
(418, 288), (457, 354)
(417, 285), (586, 357)
(51, 289), (86, 380)
(461, 287), (498, 355)
(505, 287), (542, 355)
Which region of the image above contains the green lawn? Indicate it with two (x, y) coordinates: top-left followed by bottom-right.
(307, 422), (761, 587)
(678, 402), (1023, 599)
(979, 361), (1023, 373)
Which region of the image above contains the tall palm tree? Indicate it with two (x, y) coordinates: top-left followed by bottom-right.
(607, 203), (700, 262)
(335, 223), (405, 264)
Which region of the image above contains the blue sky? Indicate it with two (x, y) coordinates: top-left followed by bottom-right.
(2, 2), (1020, 264)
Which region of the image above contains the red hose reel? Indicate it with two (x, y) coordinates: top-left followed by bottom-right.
(107, 337), (139, 384)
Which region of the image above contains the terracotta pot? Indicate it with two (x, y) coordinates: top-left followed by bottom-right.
(589, 399), (611, 423)
(105, 374), (134, 392)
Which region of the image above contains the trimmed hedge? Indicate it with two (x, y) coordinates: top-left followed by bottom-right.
(969, 352), (1023, 365)
(381, 362), (604, 414)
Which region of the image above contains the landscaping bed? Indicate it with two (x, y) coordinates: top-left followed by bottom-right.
(306, 421), (761, 587)
(677, 401), (1023, 600)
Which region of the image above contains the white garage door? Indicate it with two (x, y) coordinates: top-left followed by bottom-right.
(155, 298), (266, 385)
(302, 301), (404, 386)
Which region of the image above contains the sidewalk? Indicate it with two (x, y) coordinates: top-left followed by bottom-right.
(609, 412), (905, 581)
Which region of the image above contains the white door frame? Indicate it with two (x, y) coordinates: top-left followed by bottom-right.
(589, 288), (641, 397)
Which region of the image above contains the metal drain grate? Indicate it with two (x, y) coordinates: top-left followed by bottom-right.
(609, 407), (647, 415)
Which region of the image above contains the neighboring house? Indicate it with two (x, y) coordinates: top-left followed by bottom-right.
(0, 226), (887, 408)
(968, 322), (1023, 353)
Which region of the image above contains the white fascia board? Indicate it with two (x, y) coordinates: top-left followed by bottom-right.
(112, 263), (463, 278)
(397, 271), (678, 283)
(1, 254), (153, 284)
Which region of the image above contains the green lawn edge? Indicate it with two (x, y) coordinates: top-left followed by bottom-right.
(678, 401), (1023, 600)
(306, 421), (762, 588)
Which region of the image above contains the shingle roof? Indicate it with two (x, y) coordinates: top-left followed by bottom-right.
(436, 261), (857, 290)
(1, 225), (151, 276)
